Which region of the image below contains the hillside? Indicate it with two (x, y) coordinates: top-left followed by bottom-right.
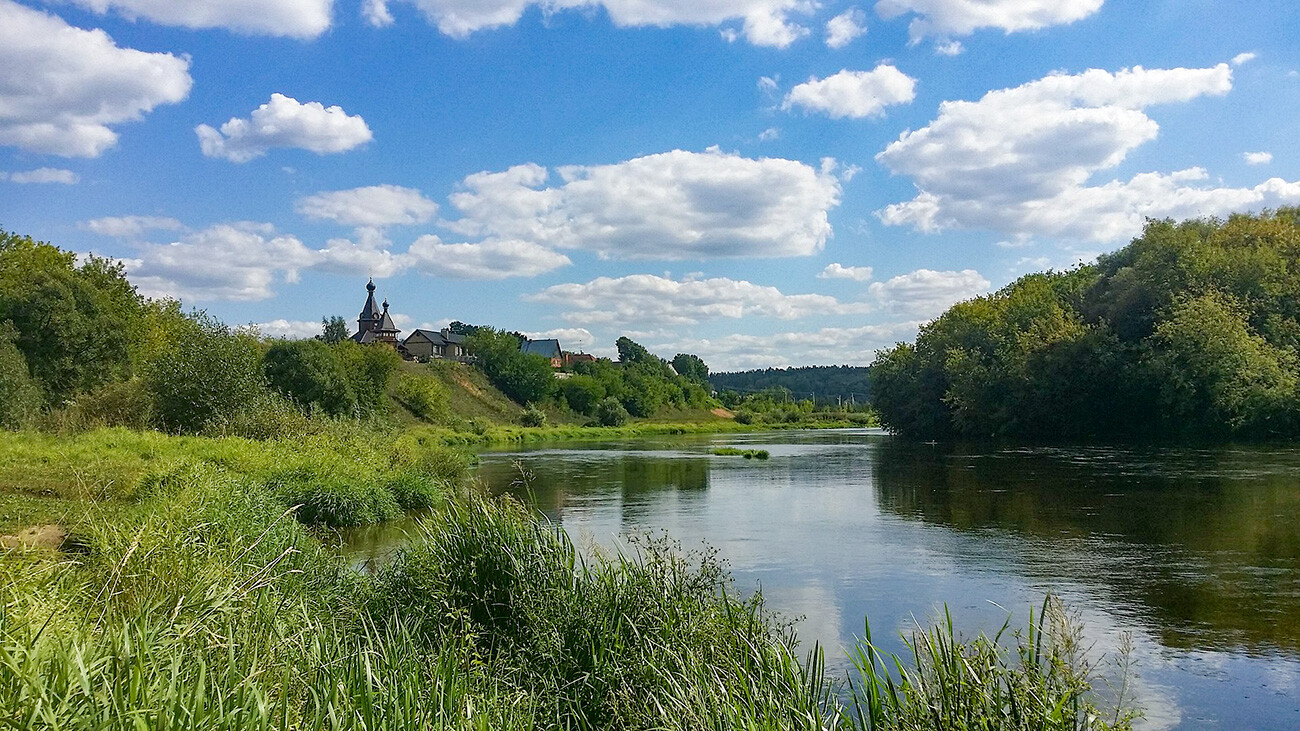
(710, 365), (872, 407)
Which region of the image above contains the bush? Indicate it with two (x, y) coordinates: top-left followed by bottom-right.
(202, 392), (316, 441)
(144, 316), (268, 434)
(384, 469), (445, 511)
(559, 374), (605, 415)
(395, 371), (449, 422)
(520, 405), (548, 427)
(0, 325), (41, 429)
(595, 397), (629, 427)
(263, 339), (357, 416)
(334, 340), (403, 416)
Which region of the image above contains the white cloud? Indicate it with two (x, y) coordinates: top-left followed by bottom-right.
(362, 0), (396, 26)
(296, 185), (438, 227)
(875, 0), (1104, 43)
(65, 0), (333, 38)
(196, 94), (373, 163)
(652, 322), (919, 370)
(254, 319), (324, 339)
(314, 228), (410, 278)
(3, 168), (79, 184)
(445, 148), (841, 260)
(825, 7), (867, 48)
(874, 64), (1290, 242)
(526, 273), (870, 327)
(82, 215), (183, 237)
(758, 75), (780, 93)
(1231, 52), (1256, 66)
(934, 39), (963, 55)
(388, 0), (815, 47)
(1243, 151), (1273, 166)
(758, 127), (780, 141)
(0, 1), (191, 158)
(407, 236), (571, 279)
(868, 268), (990, 317)
(524, 327), (596, 348)
(121, 223), (319, 301)
(818, 263), (874, 281)
(782, 66), (917, 119)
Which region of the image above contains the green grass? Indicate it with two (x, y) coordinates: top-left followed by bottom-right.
(0, 429), (1136, 730)
(713, 447), (771, 459)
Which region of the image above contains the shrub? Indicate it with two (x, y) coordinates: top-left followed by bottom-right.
(0, 324), (41, 429)
(334, 340), (402, 416)
(144, 316), (268, 433)
(520, 404), (548, 427)
(594, 397), (629, 427)
(395, 371), (449, 422)
(263, 339), (357, 416)
(203, 392), (315, 441)
(559, 374), (604, 415)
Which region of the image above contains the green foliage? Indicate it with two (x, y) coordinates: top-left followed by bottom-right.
(394, 371), (450, 422)
(594, 396), (630, 426)
(672, 353), (710, 383)
(0, 324), (40, 429)
(616, 335), (655, 365)
(559, 374), (605, 415)
(712, 365), (873, 408)
(870, 210), (1300, 440)
(263, 338), (357, 416)
(520, 404), (548, 427)
(0, 230), (140, 405)
(466, 327), (555, 405)
(848, 597), (1136, 731)
(334, 340), (402, 416)
(143, 315), (268, 434)
(319, 315), (350, 344)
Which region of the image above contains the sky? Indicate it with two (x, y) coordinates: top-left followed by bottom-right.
(2, 0), (1298, 370)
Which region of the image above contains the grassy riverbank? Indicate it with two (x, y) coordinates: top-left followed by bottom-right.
(0, 428), (1134, 729)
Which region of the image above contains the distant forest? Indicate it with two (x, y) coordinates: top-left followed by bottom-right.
(710, 365), (871, 407)
(870, 209), (1300, 441)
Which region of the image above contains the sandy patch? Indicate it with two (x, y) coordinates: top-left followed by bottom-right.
(711, 408), (735, 419)
(0, 524), (66, 551)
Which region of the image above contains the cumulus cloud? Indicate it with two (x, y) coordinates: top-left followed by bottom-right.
(296, 185), (438, 227)
(445, 148), (841, 260)
(386, 0), (815, 47)
(82, 215), (183, 237)
(875, 0), (1104, 43)
(867, 268), (989, 317)
(0, 1), (191, 157)
(314, 228), (411, 278)
(873, 64), (1296, 241)
(406, 236), (571, 279)
(934, 39), (963, 55)
(1231, 52), (1256, 66)
(196, 94), (373, 163)
(782, 65), (917, 119)
(526, 273), (870, 327)
(254, 319), (325, 339)
(362, 0), (396, 26)
(1243, 151), (1273, 166)
(525, 327), (597, 347)
(650, 322), (919, 370)
(120, 223), (319, 301)
(818, 263), (874, 281)
(65, 0), (333, 38)
(3, 168), (79, 184)
(825, 7), (867, 48)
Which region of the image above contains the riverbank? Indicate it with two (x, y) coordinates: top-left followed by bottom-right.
(0, 427), (1132, 729)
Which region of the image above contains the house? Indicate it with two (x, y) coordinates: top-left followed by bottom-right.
(521, 338), (564, 368)
(352, 279), (402, 347)
(404, 328), (469, 362)
(564, 352), (597, 367)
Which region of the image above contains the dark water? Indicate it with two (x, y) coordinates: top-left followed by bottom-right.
(342, 429), (1300, 729)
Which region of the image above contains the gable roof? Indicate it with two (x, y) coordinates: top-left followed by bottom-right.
(521, 339), (562, 358)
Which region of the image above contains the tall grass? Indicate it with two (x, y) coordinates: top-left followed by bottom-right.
(0, 431), (1136, 730)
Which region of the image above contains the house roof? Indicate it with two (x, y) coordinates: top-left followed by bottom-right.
(405, 328), (466, 347)
(521, 339), (562, 358)
(378, 308), (398, 333)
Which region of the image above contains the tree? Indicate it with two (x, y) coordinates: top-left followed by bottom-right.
(144, 315), (267, 433)
(466, 327), (554, 404)
(0, 323), (40, 428)
(616, 336), (654, 365)
(672, 353), (709, 383)
(263, 339), (357, 416)
(0, 230), (139, 405)
(319, 315), (350, 344)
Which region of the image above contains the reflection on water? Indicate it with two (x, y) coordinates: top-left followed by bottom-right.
(341, 430), (1300, 729)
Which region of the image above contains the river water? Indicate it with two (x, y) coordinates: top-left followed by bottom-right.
(342, 428), (1300, 729)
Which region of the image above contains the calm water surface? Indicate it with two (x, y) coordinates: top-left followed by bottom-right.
(343, 429), (1300, 729)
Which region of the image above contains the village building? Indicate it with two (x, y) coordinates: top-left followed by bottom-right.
(352, 278), (402, 346)
(404, 328), (469, 362)
(521, 338), (564, 368)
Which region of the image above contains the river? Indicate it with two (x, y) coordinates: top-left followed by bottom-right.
(342, 428), (1300, 729)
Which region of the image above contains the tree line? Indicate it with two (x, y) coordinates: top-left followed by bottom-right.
(869, 210), (1300, 440)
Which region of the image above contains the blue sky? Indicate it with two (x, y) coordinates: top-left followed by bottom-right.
(2, 0), (1297, 369)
